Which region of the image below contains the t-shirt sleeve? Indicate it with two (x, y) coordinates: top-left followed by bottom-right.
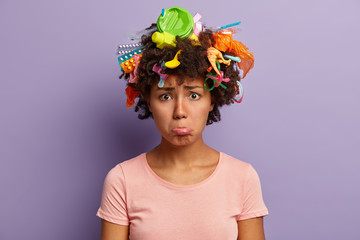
(96, 164), (129, 225)
(236, 163), (269, 221)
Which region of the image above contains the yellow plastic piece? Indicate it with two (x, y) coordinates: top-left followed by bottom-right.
(152, 31), (176, 49)
(189, 33), (201, 46)
(165, 50), (182, 69)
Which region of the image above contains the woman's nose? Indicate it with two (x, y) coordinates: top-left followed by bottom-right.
(173, 98), (188, 119)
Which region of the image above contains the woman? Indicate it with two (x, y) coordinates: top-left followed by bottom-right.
(96, 7), (269, 240)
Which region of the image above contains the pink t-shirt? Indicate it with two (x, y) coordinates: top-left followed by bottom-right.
(96, 152), (269, 240)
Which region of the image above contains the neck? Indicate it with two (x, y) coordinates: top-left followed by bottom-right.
(151, 136), (214, 168)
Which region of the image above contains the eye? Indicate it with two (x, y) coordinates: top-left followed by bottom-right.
(159, 94), (171, 101)
(189, 92), (200, 100)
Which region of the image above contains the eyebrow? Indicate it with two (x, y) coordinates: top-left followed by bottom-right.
(184, 85), (203, 90)
(156, 85), (203, 91)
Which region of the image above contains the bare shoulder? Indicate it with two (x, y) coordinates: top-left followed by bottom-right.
(100, 219), (129, 240)
(237, 217), (265, 240)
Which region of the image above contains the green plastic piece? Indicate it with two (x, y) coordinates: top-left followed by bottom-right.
(156, 7), (194, 39)
(204, 74), (227, 91)
(204, 62), (227, 91)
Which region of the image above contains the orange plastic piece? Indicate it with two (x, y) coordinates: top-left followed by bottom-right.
(207, 47), (231, 76)
(121, 53), (143, 73)
(213, 31), (254, 79)
(125, 86), (139, 107)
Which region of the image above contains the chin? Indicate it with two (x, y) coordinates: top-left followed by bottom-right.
(163, 133), (200, 147)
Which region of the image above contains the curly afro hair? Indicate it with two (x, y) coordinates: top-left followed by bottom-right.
(121, 24), (242, 125)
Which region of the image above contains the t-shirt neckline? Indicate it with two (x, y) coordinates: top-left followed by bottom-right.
(142, 152), (223, 190)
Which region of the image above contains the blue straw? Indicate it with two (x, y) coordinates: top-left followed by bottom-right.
(216, 21), (241, 32)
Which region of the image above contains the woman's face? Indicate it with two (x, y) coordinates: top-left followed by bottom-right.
(148, 75), (214, 147)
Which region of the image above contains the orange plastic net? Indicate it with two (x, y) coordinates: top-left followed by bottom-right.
(213, 31), (254, 79)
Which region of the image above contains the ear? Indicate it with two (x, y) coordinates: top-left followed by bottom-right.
(209, 101), (214, 112)
(147, 98), (152, 112)
(209, 96), (215, 112)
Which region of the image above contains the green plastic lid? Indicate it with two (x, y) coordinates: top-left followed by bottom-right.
(156, 7), (194, 39)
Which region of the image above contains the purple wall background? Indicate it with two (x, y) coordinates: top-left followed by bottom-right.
(1, 0), (359, 239)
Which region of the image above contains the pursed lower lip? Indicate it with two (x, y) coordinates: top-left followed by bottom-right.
(171, 127), (192, 135)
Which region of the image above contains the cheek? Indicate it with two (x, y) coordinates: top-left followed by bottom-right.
(189, 100), (211, 121)
(151, 104), (172, 127)
(152, 108), (168, 121)
(194, 106), (211, 122)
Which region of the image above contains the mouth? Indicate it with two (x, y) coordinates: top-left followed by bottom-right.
(171, 127), (192, 135)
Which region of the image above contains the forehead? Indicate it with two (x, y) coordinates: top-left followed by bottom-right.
(158, 75), (204, 88)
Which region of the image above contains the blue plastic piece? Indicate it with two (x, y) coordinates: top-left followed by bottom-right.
(216, 21), (241, 32)
(224, 54), (241, 62)
(117, 46), (144, 64)
(158, 77), (165, 88)
(234, 80), (243, 101)
(160, 61), (166, 70)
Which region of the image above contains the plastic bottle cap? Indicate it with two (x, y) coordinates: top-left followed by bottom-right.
(156, 7), (194, 39)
